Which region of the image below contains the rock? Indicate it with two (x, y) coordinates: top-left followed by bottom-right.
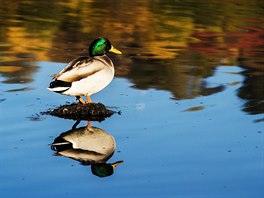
(43, 103), (115, 121)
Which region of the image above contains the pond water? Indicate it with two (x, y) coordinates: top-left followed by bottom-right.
(1, 0), (263, 197)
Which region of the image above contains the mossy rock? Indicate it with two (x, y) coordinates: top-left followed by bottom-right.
(43, 103), (115, 121)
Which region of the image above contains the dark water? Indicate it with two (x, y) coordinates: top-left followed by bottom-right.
(1, 0), (264, 197)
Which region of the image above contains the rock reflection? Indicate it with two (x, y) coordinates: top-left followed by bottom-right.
(51, 121), (123, 177)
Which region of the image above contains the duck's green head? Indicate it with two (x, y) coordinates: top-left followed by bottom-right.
(89, 37), (122, 57)
(91, 161), (123, 177)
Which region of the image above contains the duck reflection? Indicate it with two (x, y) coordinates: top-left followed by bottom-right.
(51, 121), (123, 177)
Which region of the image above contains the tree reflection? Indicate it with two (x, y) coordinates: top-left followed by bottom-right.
(0, 0), (263, 113)
(238, 70), (264, 115)
(0, 60), (38, 84)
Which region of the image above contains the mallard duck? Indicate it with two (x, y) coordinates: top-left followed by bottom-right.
(51, 122), (123, 177)
(50, 126), (116, 163)
(48, 37), (122, 103)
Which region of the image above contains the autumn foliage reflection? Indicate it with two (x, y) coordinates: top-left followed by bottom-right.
(0, 0), (263, 113)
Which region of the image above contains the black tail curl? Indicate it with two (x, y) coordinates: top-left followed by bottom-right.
(49, 79), (72, 88)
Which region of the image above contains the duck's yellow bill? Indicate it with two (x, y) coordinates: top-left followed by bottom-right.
(111, 161), (123, 168)
(109, 45), (122, 54)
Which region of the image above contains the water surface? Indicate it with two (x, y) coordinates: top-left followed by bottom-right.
(0, 0), (263, 197)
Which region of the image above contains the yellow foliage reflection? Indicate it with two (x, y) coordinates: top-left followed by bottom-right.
(0, 0), (263, 102)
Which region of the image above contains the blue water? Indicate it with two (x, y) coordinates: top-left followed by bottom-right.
(1, 0), (264, 197)
(1, 61), (263, 197)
